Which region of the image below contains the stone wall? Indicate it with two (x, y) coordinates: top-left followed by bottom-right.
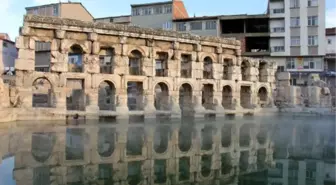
(6, 15), (277, 121)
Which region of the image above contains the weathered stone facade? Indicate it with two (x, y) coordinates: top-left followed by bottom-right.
(0, 15), (277, 122)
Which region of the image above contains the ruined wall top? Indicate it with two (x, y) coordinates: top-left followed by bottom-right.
(23, 15), (240, 47)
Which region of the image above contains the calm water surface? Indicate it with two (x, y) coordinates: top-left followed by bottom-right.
(0, 115), (335, 185)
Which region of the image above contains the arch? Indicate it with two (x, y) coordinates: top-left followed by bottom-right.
(258, 87), (268, 105)
(98, 80), (116, 111)
(241, 59), (250, 81)
(222, 85), (233, 109)
(128, 49), (143, 76)
(68, 44), (84, 72)
(154, 82), (170, 111)
(240, 124), (253, 147)
(179, 83), (193, 112)
(178, 125), (196, 152)
(97, 128), (116, 157)
(153, 125), (171, 154)
(203, 56), (213, 79)
(127, 46), (146, 57)
(31, 132), (56, 163)
(32, 77), (54, 108)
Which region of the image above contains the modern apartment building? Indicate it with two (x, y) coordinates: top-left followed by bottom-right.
(26, 2), (94, 22)
(324, 27), (336, 86)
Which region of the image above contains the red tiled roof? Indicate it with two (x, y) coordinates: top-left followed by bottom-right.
(173, 0), (188, 19)
(326, 27), (336, 36)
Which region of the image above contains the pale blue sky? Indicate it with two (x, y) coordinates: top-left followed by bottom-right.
(1, 0), (335, 40)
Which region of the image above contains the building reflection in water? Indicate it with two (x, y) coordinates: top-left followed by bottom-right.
(1, 116), (334, 185)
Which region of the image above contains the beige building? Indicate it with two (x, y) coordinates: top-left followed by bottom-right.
(26, 2), (94, 22)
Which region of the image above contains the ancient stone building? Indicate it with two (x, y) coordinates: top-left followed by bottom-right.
(4, 15), (277, 121)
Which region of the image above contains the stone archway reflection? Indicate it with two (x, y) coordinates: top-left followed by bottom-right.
(154, 125), (171, 154)
(179, 83), (193, 112)
(221, 124), (232, 147)
(178, 125), (195, 152)
(222, 85), (233, 109)
(201, 125), (213, 151)
(127, 127), (145, 156)
(31, 132), (56, 163)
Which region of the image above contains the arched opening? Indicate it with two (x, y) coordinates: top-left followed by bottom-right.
(202, 84), (214, 110)
(259, 61), (267, 82)
(221, 153), (232, 175)
(222, 85), (233, 109)
(127, 127), (144, 156)
(66, 79), (85, 111)
(127, 82), (144, 111)
(32, 77), (54, 108)
(221, 124), (232, 147)
(240, 86), (251, 108)
(154, 126), (171, 154)
(31, 132), (56, 163)
(129, 50), (143, 76)
(181, 54), (192, 78)
(258, 87), (268, 107)
(241, 60), (250, 81)
(203, 57), (213, 79)
(179, 83), (193, 112)
(201, 125), (213, 151)
(99, 48), (115, 74)
(257, 126), (267, 145)
(97, 128), (116, 157)
(154, 83), (170, 111)
(240, 124), (252, 147)
(68, 44), (84, 72)
(201, 155), (212, 177)
(98, 81), (116, 111)
(223, 58), (233, 80)
(178, 125), (195, 152)
(155, 52), (168, 77)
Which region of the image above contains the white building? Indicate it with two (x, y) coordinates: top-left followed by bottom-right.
(268, 0), (326, 86)
(0, 33), (17, 74)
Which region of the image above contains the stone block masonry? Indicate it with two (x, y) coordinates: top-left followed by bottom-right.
(0, 15), (278, 122)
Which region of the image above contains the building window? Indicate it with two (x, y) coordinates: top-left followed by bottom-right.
(308, 0), (318, 7)
(272, 27), (285, 32)
(290, 0), (300, 8)
(290, 17), (300, 27)
(162, 22), (173, 30)
(190, 22), (202, 30)
(306, 170), (316, 179)
(273, 8), (284, 14)
(53, 5), (58, 16)
(303, 58), (317, 69)
(272, 46), (285, 52)
(132, 8), (141, 16)
(205, 21), (216, 30)
(328, 39), (332, 44)
(308, 35), (318, 46)
(154, 6), (163, 14)
(286, 58), (296, 69)
(308, 16), (318, 26)
(2, 42), (8, 48)
(176, 22), (186, 31)
(33, 9), (38, 15)
(291, 36), (300, 46)
(143, 7), (153, 15)
(164, 5), (172, 13)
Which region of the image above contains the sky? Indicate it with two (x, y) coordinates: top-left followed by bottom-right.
(0, 0), (335, 40)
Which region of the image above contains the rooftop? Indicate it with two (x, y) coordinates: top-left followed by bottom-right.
(94, 15), (131, 20)
(174, 13), (268, 22)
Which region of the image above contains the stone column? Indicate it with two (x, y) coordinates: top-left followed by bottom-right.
(194, 91), (205, 114)
(85, 88), (99, 115)
(213, 91), (225, 113)
(170, 91), (181, 116)
(144, 92), (156, 114)
(116, 89), (129, 117)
